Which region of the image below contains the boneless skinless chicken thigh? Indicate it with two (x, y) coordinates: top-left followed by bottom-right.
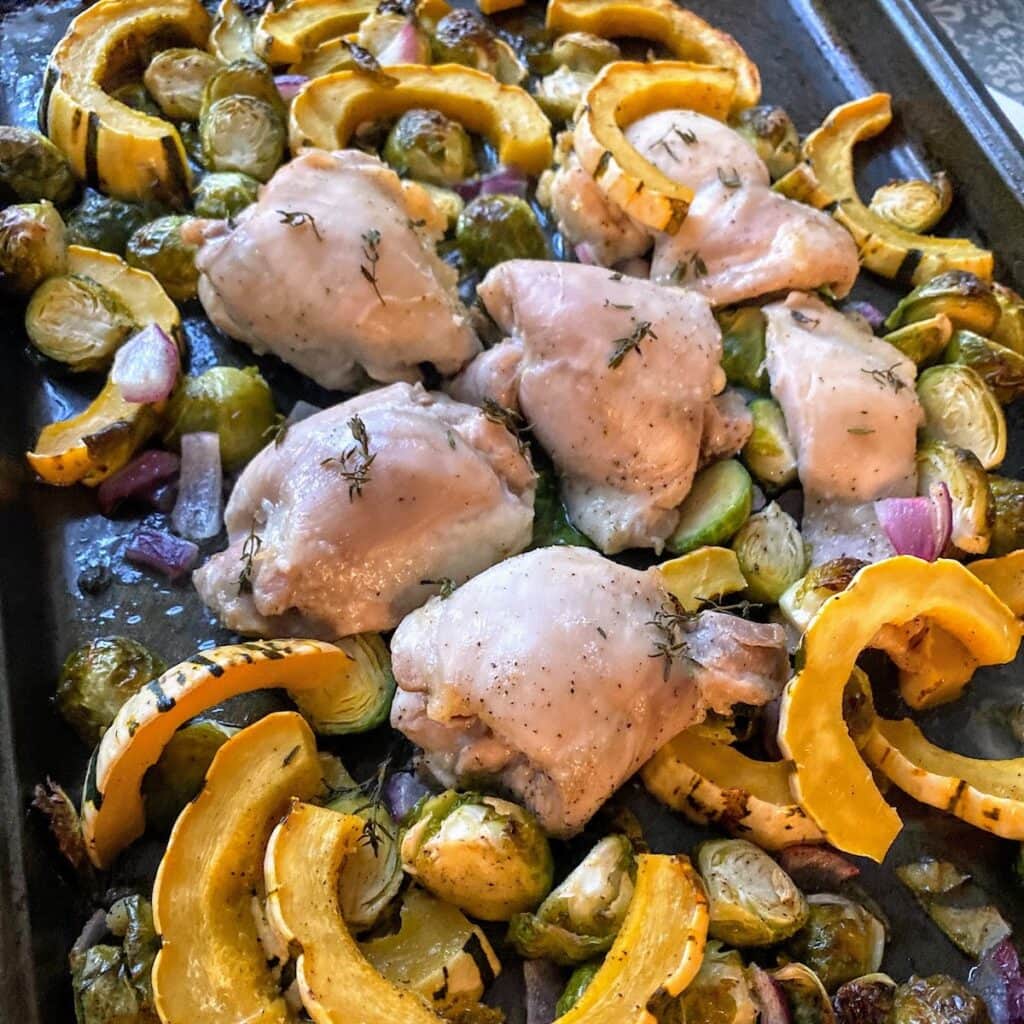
(193, 383), (535, 638)
(391, 546), (789, 837)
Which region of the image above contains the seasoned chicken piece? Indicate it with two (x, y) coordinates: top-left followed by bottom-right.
(193, 383), (534, 638)
(475, 260), (723, 553)
(650, 181), (859, 305)
(446, 338), (523, 411)
(802, 496), (896, 566)
(391, 546), (789, 837)
(700, 389), (753, 464)
(193, 149), (479, 390)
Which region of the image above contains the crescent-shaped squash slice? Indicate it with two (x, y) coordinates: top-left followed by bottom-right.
(82, 638), (354, 868)
(641, 729), (824, 851)
(477, 0), (524, 12)
(864, 717), (1024, 840)
(255, 0), (379, 64)
(970, 549), (1024, 616)
(656, 546), (747, 613)
(774, 94), (994, 286)
(289, 64), (553, 174)
(779, 556), (1020, 862)
(545, 0), (759, 112)
(152, 712), (323, 1024)
(572, 61), (736, 233)
(43, 0), (209, 206)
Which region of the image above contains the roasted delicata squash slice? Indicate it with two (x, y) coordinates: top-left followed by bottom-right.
(152, 712), (323, 1024)
(290, 64), (553, 173)
(572, 61), (736, 233)
(209, 0), (259, 64)
(970, 549), (1024, 616)
(779, 556), (1020, 862)
(81, 639), (358, 868)
(641, 729), (824, 851)
(42, 0), (210, 206)
(775, 94), (994, 286)
(545, 0), (759, 111)
(656, 546), (748, 613)
(255, 0), (378, 65)
(477, 0), (524, 12)
(864, 717), (1024, 840)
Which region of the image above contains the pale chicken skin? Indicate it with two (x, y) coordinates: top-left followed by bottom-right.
(193, 149), (479, 391)
(474, 260), (724, 553)
(391, 546), (789, 837)
(193, 383), (535, 638)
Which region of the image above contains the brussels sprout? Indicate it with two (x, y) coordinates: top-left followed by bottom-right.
(535, 66), (593, 123)
(731, 501), (806, 604)
(729, 105), (800, 180)
(944, 328), (1024, 404)
(988, 475), (1024, 556)
(200, 94), (286, 181)
(508, 835), (635, 964)
(65, 188), (153, 256)
(556, 962), (601, 1017)
(551, 31), (621, 73)
(667, 459), (753, 555)
(192, 171), (261, 219)
(144, 48), (220, 121)
(833, 974), (897, 1024)
(697, 839), (808, 947)
(917, 364), (1007, 470)
(431, 10), (526, 83)
(717, 306), (769, 392)
(532, 458), (596, 549)
(162, 365), (277, 469)
(884, 270), (1001, 336)
(55, 637), (167, 745)
(676, 942), (758, 1024)
(883, 313), (953, 367)
(202, 59), (285, 116)
(401, 790), (554, 921)
(0, 200), (67, 295)
(418, 182), (464, 230)
(869, 174), (953, 233)
(110, 81), (163, 117)
(992, 282), (1024, 356)
(916, 440), (992, 555)
(26, 274), (137, 371)
(741, 398), (797, 490)
(785, 894), (885, 993)
(0, 125), (75, 204)
(890, 975), (989, 1024)
(177, 121), (206, 172)
(772, 962), (837, 1023)
(456, 194), (547, 271)
(125, 215), (199, 301)
(778, 557), (865, 633)
(382, 109), (477, 187)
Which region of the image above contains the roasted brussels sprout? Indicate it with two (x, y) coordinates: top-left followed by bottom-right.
(556, 962), (601, 1017)
(883, 314), (953, 367)
(431, 10), (526, 83)
(988, 474), (1024, 556)
(890, 975), (990, 1024)
(729, 105), (801, 180)
(833, 974), (897, 1024)
(0, 125), (75, 204)
(110, 81), (163, 117)
(551, 32), (621, 73)
(731, 501), (806, 604)
(945, 328), (1024, 404)
(741, 397), (798, 490)
(456, 194), (548, 271)
(992, 282), (1024, 356)
(667, 459), (753, 555)
(532, 457), (596, 549)
(144, 48), (220, 121)
(192, 170), (261, 219)
(869, 174), (953, 233)
(785, 894), (885, 993)
(917, 364), (1007, 470)
(202, 59), (284, 116)
(535, 67), (593, 123)
(779, 557), (865, 633)
(26, 274), (137, 371)
(65, 189), (153, 257)
(884, 270), (1001, 336)
(125, 215), (199, 301)
(916, 440), (991, 555)
(418, 182), (464, 230)
(382, 109), (476, 187)
(697, 839), (808, 947)
(162, 365), (277, 469)
(200, 95), (286, 182)
(0, 200), (67, 295)
(718, 306), (769, 392)
(773, 962), (837, 1023)
(55, 636), (167, 745)
(401, 790), (554, 921)
(508, 835), (635, 964)
(677, 942), (758, 1023)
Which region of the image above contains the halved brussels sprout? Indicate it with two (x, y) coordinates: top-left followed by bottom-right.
(200, 95), (286, 181)
(0, 125), (75, 204)
(431, 9), (526, 83)
(110, 81), (163, 118)
(741, 398), (797, 490)
(144, 48), (221, 121)
(551, 32), (621, 73)
(26, 274), (137, 371)
(677, 942), (758, 1024)
(697, 838), (808, 947)
(916, 440), (991, 555)
(869, 174), (953, 234)
(0, 200), (67, 295)
(785, 894), (885, 993)
(884, 270), (1001, 335)
(202, 59), (285, 117)
(992, 282), (1024, 356)
(988, 475), (1024, 557)
(667, 459), (753, 555)
(65, 189), (153, 257)
(718, 306), (769, 392)
(162, 365), (277, 470)
(882, 313), (952, 367)
(772, 962), (837, 1022)
(456, 194), (548, 271)
(917, 363), (1007, 469)
(124, 215), (199, 302)
(729, 104), (800, 180)
(382, 108), (477, 187)
(945, 328), (1024, 404)
(556, 962), (601, 1017)
(192, 171), (261, 219)
(55, 636), (167, 746)
(833, 973), (897, 1024)
(535, 66), (593, 123)
(508, 834), (635, 964)
(779, 557), (866, 633)
(890, 975), (989, 1024)
(401, 790), (554, 921)
(731, 501), (806, 604)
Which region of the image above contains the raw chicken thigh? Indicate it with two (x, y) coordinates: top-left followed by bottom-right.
(473, 260), (724, 553)
(193, 383), (535, 638)
(192, 149), (479, 390)
(391, 546), (789, 837)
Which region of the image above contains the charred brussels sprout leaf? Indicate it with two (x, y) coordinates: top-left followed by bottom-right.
(833, 974), (897, 1024)
(717, 306), (769, 392)
(200, 94), (286, 182)
(885, 271), (1001, 336)
(125, 215), (199, 302)
(730, 105), (800, 180)
(65, 189), (154, 257)
(731, 501), (806, 604)
(144, 48), (220, 122)
(192, 171), (261, 219)
(678, 942), (759, 1023)
(456, 194), (547, 271)
(0, 125), (76, 204)
(55, 636), (167, 746)
(944, 328), (1024, 405)
(0, 200), (67, 295)
(382, 108), (476, 187)
(556, 962), (601, 1016)
(890, 975), (990, 1024)
(869, 174), (953, 234)
(989, 475), (1024, 557)
(992, 283), (1024, 356)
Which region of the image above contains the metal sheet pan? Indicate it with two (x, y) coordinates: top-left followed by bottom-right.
(2, 0), (1024, 1020)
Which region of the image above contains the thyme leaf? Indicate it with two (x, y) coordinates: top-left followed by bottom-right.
(262, 413), (289, 447)
(481, 397), (528, 453)
(675, 127), (698, 145)
(360, 228), (385, 305)
(237, 523), (262, 595)
(421, 577), (457, 598)
(861, 363), (907, 393)
(717, 166), (742, 189)
(608, 319), (658, 368)
(321, 414), (376, 499)
(647, 594), (696, 680)
(277, 209), (322, 241)
(791, 309), (821, 328)
(847, 426), (876, 435)
(670, 251), (708, 284)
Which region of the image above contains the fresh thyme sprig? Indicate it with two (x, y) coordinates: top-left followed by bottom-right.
(338, 756), (395, 856)
(481, 397), (528, 453)
(861, 363), (907, 393)
(277, 209), (322, 241)
(321, 414), (376, 499)
(421, 577), (457, 598)
(670, 251), (708, 284)
(360, 228), (385, 305)
(608, 319), (658, 369)
(262, 413), (289, 447)
(647, 594), (696, 680)
(717, 166), (741, 189)
(237, 524), (262, 594)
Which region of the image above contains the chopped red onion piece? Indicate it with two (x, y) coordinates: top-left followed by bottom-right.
(172, 432), (223, 541)
(383, 772), (431, 823)
(376, 22), (424, 64)
(110, 324), (180, 404)
(778, 843), (860, 890)
(844, 299), (885, 332)
(874, 482), (951, 561)
(455, 166), (530, 201)
(574, 242), (599, 265)
(274, 74), (308, 103)
(524, 959), (563, 1024)
(97, 450), (181, 516)
(970, 937), (1024, 1024)
(125, 527), (199, 580)
(750, 966), (790, 1024)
